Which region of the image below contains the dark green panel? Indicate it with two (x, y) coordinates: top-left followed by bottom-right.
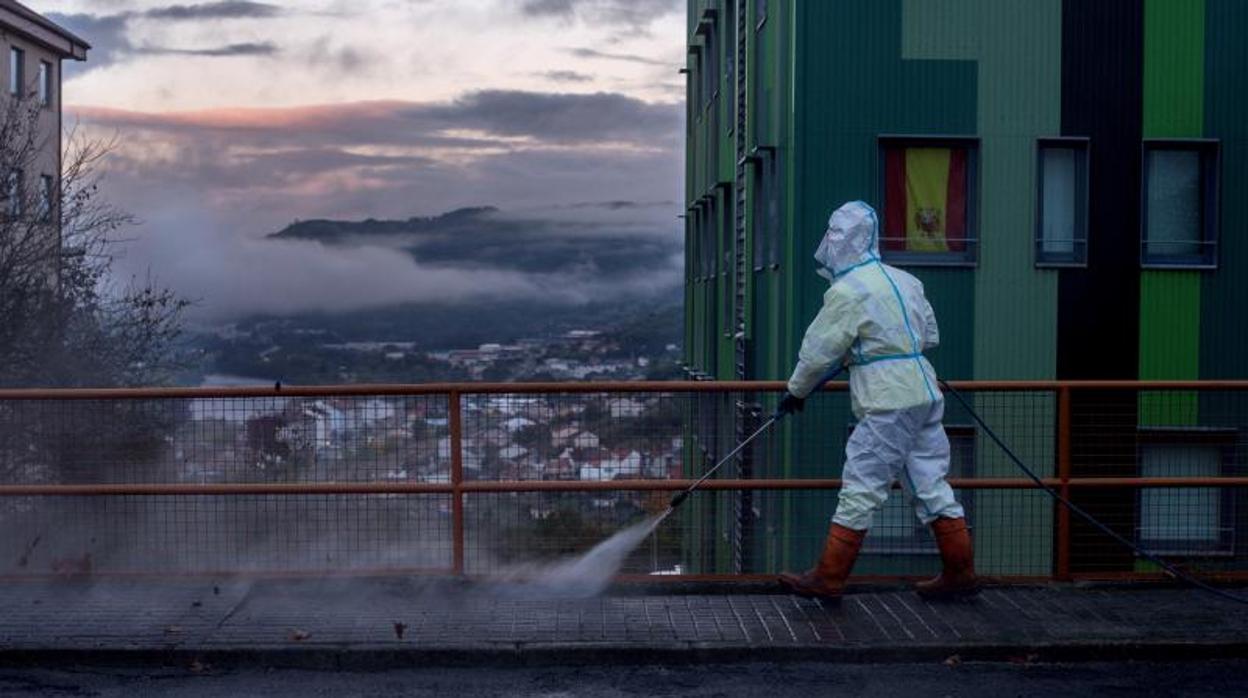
(910, 269), (976, 380)
(792, 0), (978, 382)
(779, 0), (978, 576)
(1201, 0), (1248, 380)
(1139, 0), (1205, 431)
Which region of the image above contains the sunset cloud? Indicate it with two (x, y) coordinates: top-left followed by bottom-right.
(36, 0), (686, 322)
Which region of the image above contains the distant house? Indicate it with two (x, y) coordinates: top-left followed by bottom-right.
(606, 398), (646, 418)
(499, 445), (528, 461)
(572, 431), (599, 449)
(503, 416), (535, 432)
(578, 449), (642, 481)
(552, 425), (581, 447)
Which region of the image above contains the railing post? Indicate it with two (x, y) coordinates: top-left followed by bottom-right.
(1056, 385), (1072, 581)
(449, 389), (465, 576)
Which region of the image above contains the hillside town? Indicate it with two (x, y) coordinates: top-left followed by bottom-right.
(185, 385), (685, 491)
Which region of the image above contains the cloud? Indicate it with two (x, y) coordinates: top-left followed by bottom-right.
(422, 90), (680, 144)
(47, 12), (131, 70)
(137, 42), (279, 57)
(75, 88), (683, 321)
(518, 0), (681, 33)
(112, 192), (682, 323)
(75, 89), (681, 147)
(144, 1), (283, 20)
(566, 47), (667, 66)
(539, 70), (593, 83)
(48, 3), (283, 71)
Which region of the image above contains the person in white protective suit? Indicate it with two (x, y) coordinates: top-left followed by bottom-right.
(775, 200), (977, 601)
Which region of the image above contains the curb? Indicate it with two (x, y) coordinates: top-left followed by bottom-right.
(1, 640), (1245, 670)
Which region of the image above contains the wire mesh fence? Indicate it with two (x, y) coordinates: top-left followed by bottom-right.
(0, 382), (1244, 581)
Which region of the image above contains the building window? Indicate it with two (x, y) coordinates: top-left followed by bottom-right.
(701, 13), (718, 109)
(721, 193), (733, 334)
(725, 0), (736, 135)
(4, 169), (22, 217)
(879, 136), (979, 266)
(1141, 140), (1219, 268)
(698, 204), (714, 282)
(1137, 429), (1235, 556)
(38, 61), (52, 106)
(38, 174), (54, 222)
(1035, 138), (1089, 267)
(751, 149), (779, 271)
(862, 426), (975, 554)
(9, 47), (24, 96)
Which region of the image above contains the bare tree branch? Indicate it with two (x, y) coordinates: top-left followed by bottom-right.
(0, 94), (190, 388)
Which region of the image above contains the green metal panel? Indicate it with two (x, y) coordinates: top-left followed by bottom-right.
(789, 0), (979, 576)
(1201, 0), (1248, 381)
(1140, 0), (1205, 426)
(1139, 272), (1201, 425)
(900, 0), (1062, 382)
(903, 0), (1062, 576)
(1143, 0), (1205, 137)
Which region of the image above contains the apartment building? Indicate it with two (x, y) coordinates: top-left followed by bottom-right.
(684, 1), (1247, 578)
(1, 0), (89, 223)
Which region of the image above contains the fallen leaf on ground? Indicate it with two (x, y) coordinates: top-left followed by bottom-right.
(943, 654), (961, 667)
(289, 629), (311, 642)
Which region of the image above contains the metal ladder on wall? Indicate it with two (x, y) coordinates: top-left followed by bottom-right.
(730, 0), (759, 575)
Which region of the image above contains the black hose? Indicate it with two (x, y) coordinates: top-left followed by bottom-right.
(939, 378), (1248, 606)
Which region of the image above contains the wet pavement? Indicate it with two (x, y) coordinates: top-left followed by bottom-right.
(0, 578), (1245, 667)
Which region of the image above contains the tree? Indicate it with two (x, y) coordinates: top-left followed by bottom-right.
(0, 93), (188, 389)
(0, 94), (190, 490)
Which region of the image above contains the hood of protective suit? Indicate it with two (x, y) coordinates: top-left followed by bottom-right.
(814, 200), (880, 280)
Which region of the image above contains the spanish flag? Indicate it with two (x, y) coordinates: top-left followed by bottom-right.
(883, 147), (967, 253)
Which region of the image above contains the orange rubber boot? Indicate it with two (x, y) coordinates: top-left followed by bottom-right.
(915, 517), (978, 599)
(778, 523), (865, 601)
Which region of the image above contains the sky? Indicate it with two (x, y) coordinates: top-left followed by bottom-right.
(37, 0), (687, 323)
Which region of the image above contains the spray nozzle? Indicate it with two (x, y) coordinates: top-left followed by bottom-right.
(669, 490), (690, 509)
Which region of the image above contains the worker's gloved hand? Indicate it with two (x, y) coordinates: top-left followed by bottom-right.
(777, 392), (806, 416)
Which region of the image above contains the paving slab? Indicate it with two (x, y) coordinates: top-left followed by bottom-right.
(0, 578), (1245, 667)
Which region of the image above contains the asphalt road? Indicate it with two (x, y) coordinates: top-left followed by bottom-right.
(1, 660), (1246, 697)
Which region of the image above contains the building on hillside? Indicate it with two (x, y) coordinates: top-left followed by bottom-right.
(684, 0), (1248, 578)
(1, 2), (88, 231)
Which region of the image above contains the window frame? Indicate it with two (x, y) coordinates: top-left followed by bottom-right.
(1139, 138), (1220, 270)
(4, 168), (22, 218)
(858, 424), (976, 555)
(877, 135), (980, 268)
(750, 147), (779, 273)
(1135, 427), (1237, 557)
(725, 0), (737, 136)
(9, 46), (25, 96)
(38, 60), (52, 107)
(1034, 137), (1091, 268)
(719, 187), (734, 337)
(38, 174), (54, 223)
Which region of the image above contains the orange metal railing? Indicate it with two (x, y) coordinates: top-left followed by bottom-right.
(0, 380), (1245, 582)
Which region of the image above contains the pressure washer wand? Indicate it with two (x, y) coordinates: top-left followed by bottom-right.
(668, 416), (779, 510)
(668, 365), (846, 511)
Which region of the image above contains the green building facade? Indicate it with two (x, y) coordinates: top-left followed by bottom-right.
(684, 0), (1248, 577)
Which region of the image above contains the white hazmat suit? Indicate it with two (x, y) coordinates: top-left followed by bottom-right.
(786, 200), (964, 532)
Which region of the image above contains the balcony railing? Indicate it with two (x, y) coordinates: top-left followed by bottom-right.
(0, 380), (1246, 583)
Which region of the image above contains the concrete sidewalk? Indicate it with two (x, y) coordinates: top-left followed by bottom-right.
(1, 578), (1246, 667)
